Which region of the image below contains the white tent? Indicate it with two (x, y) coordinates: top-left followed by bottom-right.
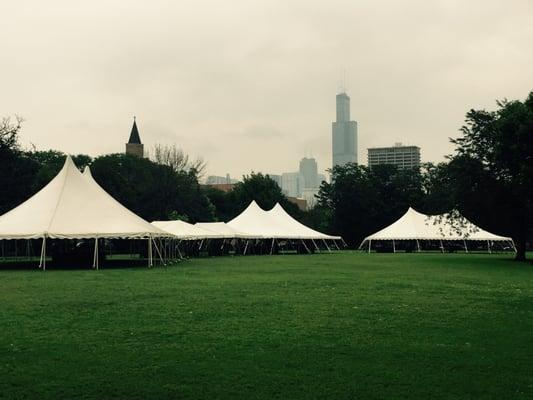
(360, 207), (514, 252)
(227, 201), (288, 239)
(195, 222), (257, 239)
(267, 203), (342, 241)
(152, 220), (223, 240)
(0, 156), (168, 268)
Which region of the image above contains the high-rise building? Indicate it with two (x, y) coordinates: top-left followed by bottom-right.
(299, 157), (319, 189)
(125, 117), (144, 157)
(367, 143), (421, 170)
(332, 91), (357, 168)
(281, 172), (302, 198)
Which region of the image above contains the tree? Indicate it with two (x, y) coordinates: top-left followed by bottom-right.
(150, 143), (206, 178)
(0, 117), (41, 214)
(90, 154), (215, 222)
(448, 91), (533, 261)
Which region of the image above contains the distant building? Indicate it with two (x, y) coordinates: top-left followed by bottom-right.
(332, 91), (358, 168)
(206, 174), (238, 185)
(125, 117), (144, 157)
(266, 174), (282, 187)
(367, 143), (421, 170)
(281, 172), (302, 198)
(299, 157), (318, 189)
(287, 196), (307, 211)
(205, 183), (236, 193)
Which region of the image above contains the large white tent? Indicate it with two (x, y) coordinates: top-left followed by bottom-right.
(360, 207), (514, 252)
(267, 203), (342, 241)
(151, 220), (220, 240)
(227, 201), (290, 239)
(0, 156), (168, 268)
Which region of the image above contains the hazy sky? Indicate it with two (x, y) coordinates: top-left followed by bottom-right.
(2, 0), (532, 179)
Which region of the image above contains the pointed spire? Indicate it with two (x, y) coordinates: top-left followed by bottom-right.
(128, 116), (142, 144)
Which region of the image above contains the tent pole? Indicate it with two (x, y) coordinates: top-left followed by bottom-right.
(311, 239), (320, 253)
(153, 238), (165, 265)
(487, 240), (492, 254)
(333, 240), (340, 251)
(270, 238), (275, 255)
(198, 239), (204, 251)
(463, 240), (468, 254)
(368, 240), (371, 253)
(148, 237), (153, 267)
(243, 240), (249, 255)
(301, 239), (311, 254)
(416, 239), (420, 252)
(322, 239), (331, 252)
(392, 240), (396, 253)
(39, 236), (46, 270)
(439, 240), (444, 253)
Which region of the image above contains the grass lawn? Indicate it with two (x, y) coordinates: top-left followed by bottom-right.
(1, 252), (532, 399)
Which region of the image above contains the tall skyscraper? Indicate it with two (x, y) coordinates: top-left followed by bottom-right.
(332, 91), (357, 168)
(125, 117), (144, 157)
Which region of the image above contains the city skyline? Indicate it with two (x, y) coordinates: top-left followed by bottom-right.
(1, 1), (532, 179)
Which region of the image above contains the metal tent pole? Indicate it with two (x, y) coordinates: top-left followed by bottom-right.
(487, 240), (492, 254)
(269, 238), (275, 255)
(392, 240), (396, 253)
(243, 240), (249, 255)
(39, 236), (47, 271)
(93, 237), (99, 270)
(439, 240), (444, 253)
(311, 239), (320, 253)
(463, 240), (468, 253)
(416, 239), (421, 252)
(148, 237), (153, 267)
(333, 240), (341, 251)
(322, 239), (331, 252)
(368, 240), (372, 253)
(300, 239), (311, 254)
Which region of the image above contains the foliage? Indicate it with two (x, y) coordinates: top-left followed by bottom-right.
(448, 91), (533, 260)
(90, 153), (215, 222)
(150, 143), (206, 178)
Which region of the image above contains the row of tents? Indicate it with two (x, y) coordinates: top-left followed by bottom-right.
(0, 157), (515, 269)
(0, 157), (342, 269)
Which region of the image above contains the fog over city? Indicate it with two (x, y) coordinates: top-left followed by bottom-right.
(1, 0), (532, 178)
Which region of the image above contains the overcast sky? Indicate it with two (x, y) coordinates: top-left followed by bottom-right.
(1, 0), (532, 179)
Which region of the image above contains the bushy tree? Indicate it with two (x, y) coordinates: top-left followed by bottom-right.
(448, 91), (533, 261)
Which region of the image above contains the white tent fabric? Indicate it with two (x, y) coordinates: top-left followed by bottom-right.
(0, 156), (167, 239)
(152, 220), (222, 240)
(195, 222), (257, 239)
(227, 200), (342, 240)
(267, 203), (341, 240)
(227, 201), (289, 239)
(362, 207), (512, 243)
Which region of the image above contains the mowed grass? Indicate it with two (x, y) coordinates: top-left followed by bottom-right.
(1, 252), (533, 400)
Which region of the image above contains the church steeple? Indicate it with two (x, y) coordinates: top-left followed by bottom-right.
(125, 116), (144, 157)
(128, 116), (142, 144)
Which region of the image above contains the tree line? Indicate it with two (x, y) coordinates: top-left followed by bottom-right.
(1, 91), (532, 260)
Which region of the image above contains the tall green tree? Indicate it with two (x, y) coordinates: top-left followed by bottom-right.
(448, 91), (533, 261)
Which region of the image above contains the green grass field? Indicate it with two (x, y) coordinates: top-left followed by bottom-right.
(1, 252), (532, 399)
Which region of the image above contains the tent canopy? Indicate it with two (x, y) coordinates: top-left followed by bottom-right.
(152, 220), (222, 239)
(362, 207), (512, 243)
(195, 222), (257, 239)
(0, 156), (167, 239)
(227, 200), (342, 240)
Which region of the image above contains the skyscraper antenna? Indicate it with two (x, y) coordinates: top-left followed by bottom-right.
(338, 68), (347, 94)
